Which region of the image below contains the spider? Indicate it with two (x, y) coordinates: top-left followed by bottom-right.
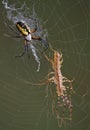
(9, 21), (49, 57)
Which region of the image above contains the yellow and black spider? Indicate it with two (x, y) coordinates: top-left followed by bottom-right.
(15, 21), (49, 57)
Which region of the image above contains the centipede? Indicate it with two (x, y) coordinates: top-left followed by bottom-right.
(27, 48), (73, 127)
(44, 48), (73, 127)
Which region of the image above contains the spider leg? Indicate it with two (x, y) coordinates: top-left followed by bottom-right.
(12, 35), (22, 38)
(32, 36), (41, 40)
(4, 22), (19, 35)
(4, 22), (22, 39)
(15, 49), (26, 57)
(32, 36), (49, 51)
(4, 33), (21, 38)
(40, 39), (49, 52)
(8, 25), (19, 35)
(15, 40), (30, 58)
(30, 28), (37, 33)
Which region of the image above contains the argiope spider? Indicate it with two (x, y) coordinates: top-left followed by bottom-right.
(6, 21), (49, 57)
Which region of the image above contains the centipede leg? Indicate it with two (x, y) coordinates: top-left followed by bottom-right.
(47, 72), (54, 77)
(44, 54), (53, 64)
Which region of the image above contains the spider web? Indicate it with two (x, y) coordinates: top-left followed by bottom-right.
(0, 0), (90, 130)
